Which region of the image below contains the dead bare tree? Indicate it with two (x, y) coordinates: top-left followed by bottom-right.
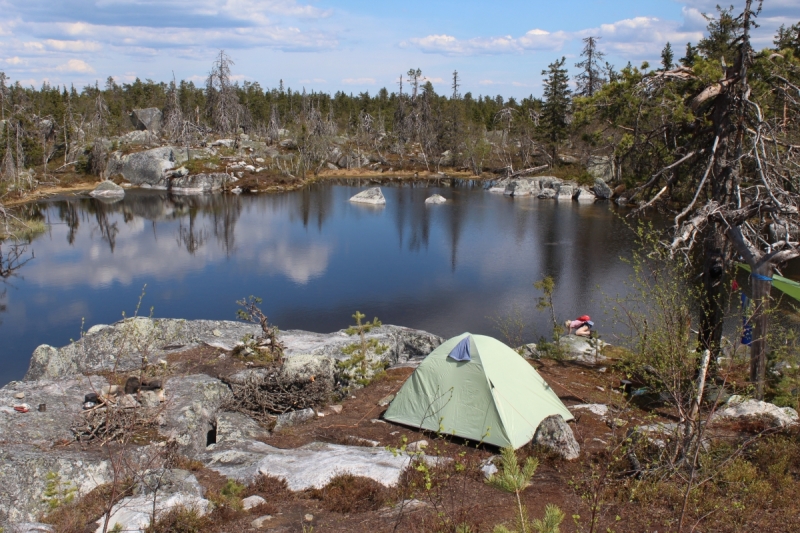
(635, 0), (799, 397)
(205, 50), (244, 135)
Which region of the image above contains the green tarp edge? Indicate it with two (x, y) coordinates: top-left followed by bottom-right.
(738, 263), (800, 303)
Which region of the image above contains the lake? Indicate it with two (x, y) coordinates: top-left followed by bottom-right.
(1, 182), (657, 385)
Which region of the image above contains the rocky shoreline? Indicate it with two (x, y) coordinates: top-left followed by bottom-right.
(1, 318), (796, 532)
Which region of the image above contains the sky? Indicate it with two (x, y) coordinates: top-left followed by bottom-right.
(0, 0), (798, 99)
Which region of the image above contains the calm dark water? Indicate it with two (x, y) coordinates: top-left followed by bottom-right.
(2, 183), (645, 385)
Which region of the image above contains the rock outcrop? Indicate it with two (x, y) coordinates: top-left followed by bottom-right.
(349, 187), (386, 205)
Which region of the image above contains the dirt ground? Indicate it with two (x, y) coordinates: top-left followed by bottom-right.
(160, 349), (663, 533)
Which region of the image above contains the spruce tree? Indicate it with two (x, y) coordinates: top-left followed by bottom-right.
(661, 42), (674, 70)
(541, 57), (571, 165)
(574, 36), (605, 96)
(680, 42), (698, 67)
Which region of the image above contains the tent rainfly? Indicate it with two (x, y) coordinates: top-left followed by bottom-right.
(384, 333), (573, 449)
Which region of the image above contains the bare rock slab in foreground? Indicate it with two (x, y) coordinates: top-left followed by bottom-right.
(203, 440), (414, 490)
(349, 187), (386, 205)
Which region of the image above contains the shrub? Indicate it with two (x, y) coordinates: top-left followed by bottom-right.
(145, 506), (207, 533)
(310, 473), (389, 513)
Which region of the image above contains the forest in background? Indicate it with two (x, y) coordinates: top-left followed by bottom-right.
(0, 7), (795, 191)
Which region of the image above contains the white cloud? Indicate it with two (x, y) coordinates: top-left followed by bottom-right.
(4, 56), (25, 65)
(56, 59), (95, 73)
(584, 16), (703, 58)
(341, 77), (375, 85)
(408, 29), (567, 56)
(44, 39), (102, 52)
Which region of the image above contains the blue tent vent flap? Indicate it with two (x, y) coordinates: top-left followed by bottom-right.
(448, 336), (471, 361)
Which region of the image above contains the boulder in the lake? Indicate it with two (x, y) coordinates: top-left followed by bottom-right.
(349, 187), (386, 205)
(556, 184), (575, 200)
(504, 178), (537, 197)
(130, 108), (162, 134)
(572, 186), (595, 202)
(592, 178), (613, 200)
(168, 172), (232, 194)
(425, 194), (447, 204)
(537, 188), (556, 199)
(89, 180), (125, 198)
(533, 415), (580, 460)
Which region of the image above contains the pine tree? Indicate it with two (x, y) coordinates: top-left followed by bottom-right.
(541, 57), (571, 165)
(574, 36), (605, 96)
(661, 42), (674, 70)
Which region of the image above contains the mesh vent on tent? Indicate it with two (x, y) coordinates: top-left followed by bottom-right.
(448, 336), (471, 361)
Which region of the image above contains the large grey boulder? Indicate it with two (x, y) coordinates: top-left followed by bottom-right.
(168, 172), (232, 194)
(592, 178), (613, 200)
(89, 180), (125, 198)
(121, 146), (188, 186)
(203, 439), (416, 490)
(711, 395), (799, 428)
(349, 187), (386, 205)
(533, 415), (580, 460)
(160, 374), (230, 456)
(130, 108), (163, 133)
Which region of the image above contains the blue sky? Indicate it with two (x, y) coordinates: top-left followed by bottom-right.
(0, 0), (798, 98)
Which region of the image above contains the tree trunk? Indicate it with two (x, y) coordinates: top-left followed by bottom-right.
(698, 227), (728, 361)
(750, 263), (773, 399)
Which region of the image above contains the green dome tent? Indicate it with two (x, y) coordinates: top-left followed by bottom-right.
(384, 333), (574, 449)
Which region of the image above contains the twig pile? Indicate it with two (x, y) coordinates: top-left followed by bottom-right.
(72, 405), (157, 443)
(222, 364), (331, 426)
